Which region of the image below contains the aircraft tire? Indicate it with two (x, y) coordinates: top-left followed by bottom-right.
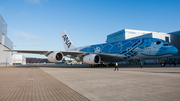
(161, 63), (165, 67)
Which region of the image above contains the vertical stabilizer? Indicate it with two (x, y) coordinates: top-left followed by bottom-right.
(60, 30), (76, 51)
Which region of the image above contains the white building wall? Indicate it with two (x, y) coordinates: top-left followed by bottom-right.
(108, 29), (171, 43)
(152, 32), (171, 43)
(12, 54), (26, 65)
(0, 44), (12, 65)
(125, 29), (152, 39)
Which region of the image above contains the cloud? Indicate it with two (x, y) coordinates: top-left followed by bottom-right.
(14, 31), (40, 40)
(24, 0), (47, 4)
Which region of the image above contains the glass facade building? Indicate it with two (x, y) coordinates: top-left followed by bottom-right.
(0, 15), (13, 65)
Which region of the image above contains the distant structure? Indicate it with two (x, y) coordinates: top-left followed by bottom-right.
(12, 54), (26, 65)
(26, 57), (79, 65)
(0, 15), (13, 66)
(106, 29), (180, 63)
(62, 57), (78, 64)
(26, 58), (51, 63)
(26, 58), (65, 65)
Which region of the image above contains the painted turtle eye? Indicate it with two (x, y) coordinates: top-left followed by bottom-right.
(154, 41), (161, 45)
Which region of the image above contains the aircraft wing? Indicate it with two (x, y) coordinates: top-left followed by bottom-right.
(3, 50), (85, 56)
(4, 50), (50, 55)
(4, 50), (126, 62)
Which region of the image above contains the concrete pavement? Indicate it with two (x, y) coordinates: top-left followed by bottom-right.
(0, 65), (180, 101)
(0, 66), (89, 101)
(40, 65), (180, 101)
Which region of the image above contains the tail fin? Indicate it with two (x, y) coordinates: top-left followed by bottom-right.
(60, 30), (76, 51)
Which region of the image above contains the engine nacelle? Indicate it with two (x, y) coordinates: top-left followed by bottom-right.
(83, 54), (101, 64)
(47, 52), (63, 62)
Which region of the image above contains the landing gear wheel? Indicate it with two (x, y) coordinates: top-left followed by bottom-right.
(161, 63), (166, 67)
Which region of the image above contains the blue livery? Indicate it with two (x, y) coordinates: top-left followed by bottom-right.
(6, 30), (178, 66)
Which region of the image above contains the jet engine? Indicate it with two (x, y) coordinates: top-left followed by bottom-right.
(47, 52), (63, 62)
(83, 54), (101, 64)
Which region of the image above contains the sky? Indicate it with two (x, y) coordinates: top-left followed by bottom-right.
(0, 0), (180, 58)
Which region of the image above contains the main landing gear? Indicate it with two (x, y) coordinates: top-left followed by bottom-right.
(89, 64), (106, 67)
(160, 63), (166, 67)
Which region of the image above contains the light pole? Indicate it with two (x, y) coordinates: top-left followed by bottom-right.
(6, 58), (7, 66)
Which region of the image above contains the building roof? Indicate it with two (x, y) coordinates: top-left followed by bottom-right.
(168, 30), (180, 36)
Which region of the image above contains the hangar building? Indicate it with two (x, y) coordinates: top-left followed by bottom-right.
(106, 29), (180, 63)
(0, 15), (13, 66)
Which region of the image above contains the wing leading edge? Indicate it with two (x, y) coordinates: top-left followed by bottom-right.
(4, 50), (49, 55)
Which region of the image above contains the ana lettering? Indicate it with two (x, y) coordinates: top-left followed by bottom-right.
(62, 34), (71, 48)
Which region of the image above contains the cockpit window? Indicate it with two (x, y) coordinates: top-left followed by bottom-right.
(154, 41), (161, 45)
(164, 44), (170, 46)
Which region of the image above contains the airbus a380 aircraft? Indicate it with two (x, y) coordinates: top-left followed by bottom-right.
(5, 30), (178, 66)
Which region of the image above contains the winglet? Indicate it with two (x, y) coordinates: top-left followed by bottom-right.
(60, 30), (76, 51)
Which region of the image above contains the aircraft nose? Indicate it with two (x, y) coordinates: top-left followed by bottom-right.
(171, 46), (178, 55)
